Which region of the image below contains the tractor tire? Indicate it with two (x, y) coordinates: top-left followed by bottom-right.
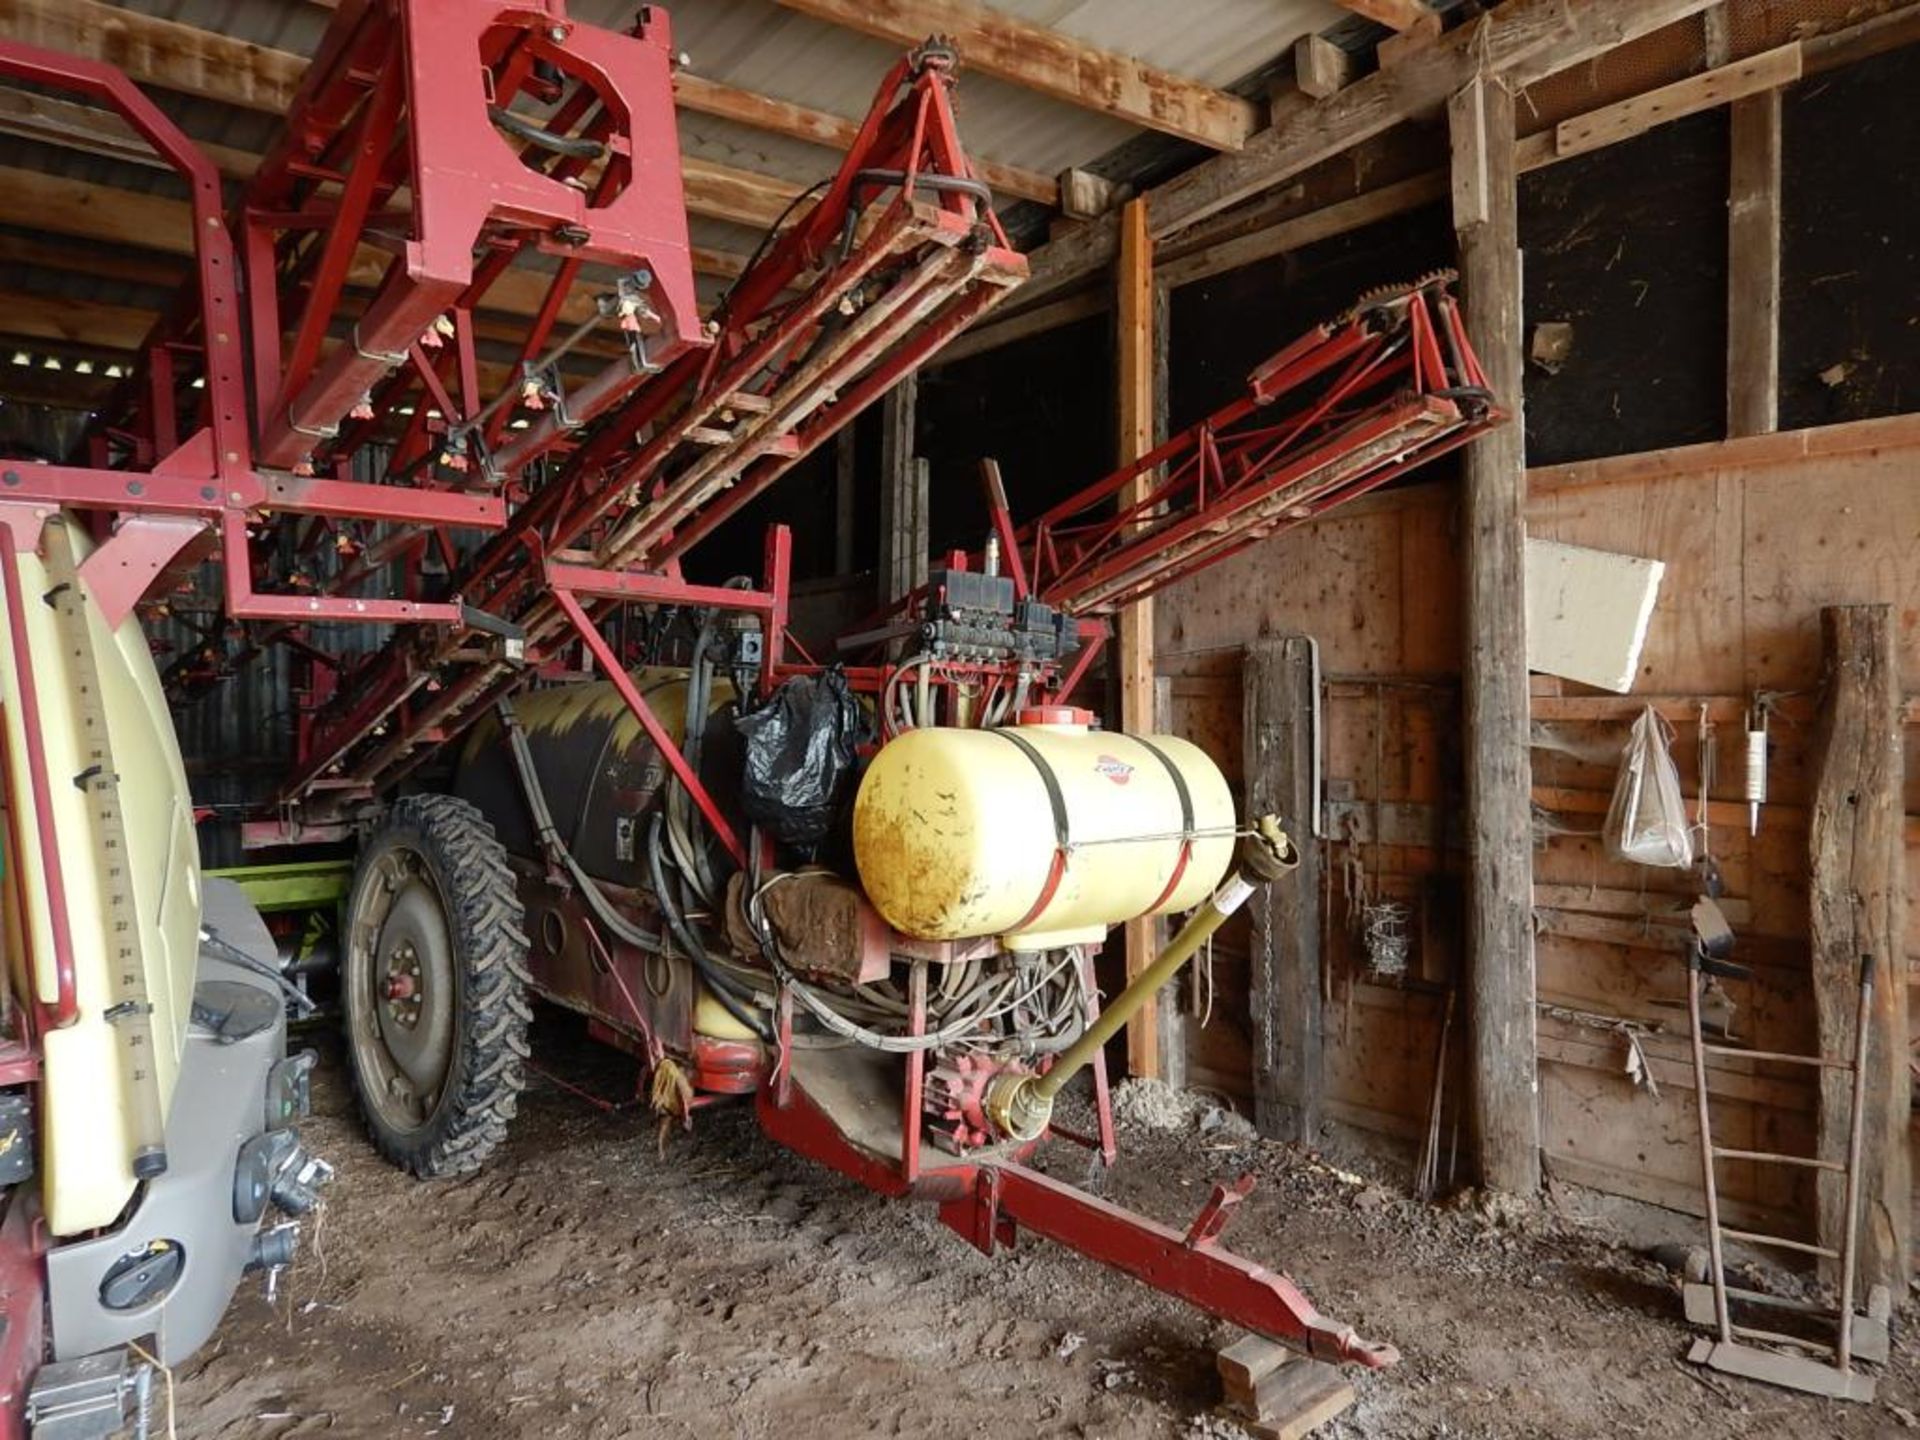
(342, 794), (531, 1178)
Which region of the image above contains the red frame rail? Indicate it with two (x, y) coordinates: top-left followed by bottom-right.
(269, 39), (1024, 822)
(0, 6), (1023, 842)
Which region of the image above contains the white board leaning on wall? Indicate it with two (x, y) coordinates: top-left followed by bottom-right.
(1524, 538), (1665, 694)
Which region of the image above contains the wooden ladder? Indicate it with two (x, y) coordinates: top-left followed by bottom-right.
(1683, 935), (1885, 1402)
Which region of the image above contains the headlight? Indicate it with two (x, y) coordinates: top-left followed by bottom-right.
(265, 1051), (318, 1131)
(232, 1134), (278, 1224)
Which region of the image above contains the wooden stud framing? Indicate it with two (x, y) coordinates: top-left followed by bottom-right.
(1725, 88), (1783, 437)
(0, 233), (182, 292)
(1447, 81), (1491, 231)
(770, 0), (1261, 151)
(1244, 637), (1323, 1143)
(1451, 75), (1539, 1196)
(678, 156), (808, 231)
(1809, 605), (1911, 1294)
(877, 375), (925, 607)
(1116, 197), (1161, 1079)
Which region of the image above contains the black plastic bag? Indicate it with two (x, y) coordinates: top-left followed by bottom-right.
(734, 668), (862, 849)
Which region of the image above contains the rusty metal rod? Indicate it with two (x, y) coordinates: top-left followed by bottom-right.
(1688, 951), (1735, 1346)
(1836, 952), (1875, 1373)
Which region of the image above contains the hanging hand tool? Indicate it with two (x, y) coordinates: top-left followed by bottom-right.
(1744, 697), (1770, 835)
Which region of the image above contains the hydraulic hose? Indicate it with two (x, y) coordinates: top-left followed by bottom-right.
(647, 814), (770, 1039)
(495, 698), (770, 1040)
(487, 106), (605, 160)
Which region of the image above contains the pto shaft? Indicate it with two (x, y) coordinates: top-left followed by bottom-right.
(986, 815), (1299, 1142)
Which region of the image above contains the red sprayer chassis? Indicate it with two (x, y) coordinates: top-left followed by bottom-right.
(0, 0), (1505, 1413)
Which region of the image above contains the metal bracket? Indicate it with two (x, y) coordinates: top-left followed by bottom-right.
(1185, 1174), (1255, 1249)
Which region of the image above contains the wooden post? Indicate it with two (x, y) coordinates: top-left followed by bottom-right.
(1450, 75), (1540, 1195)
(1153, 674), (1188, 1092)
(1116, 195), (1161, 1079)
(1809, 604), (1911, 1293)
(833, 426), (856, 575)
(1244, 637), (1322, 1143)
(1725, 88), (1781, 437)
(877, 374), (925, 605)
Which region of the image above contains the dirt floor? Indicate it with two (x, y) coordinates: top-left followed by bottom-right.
(177, 1022), (1918, 1439)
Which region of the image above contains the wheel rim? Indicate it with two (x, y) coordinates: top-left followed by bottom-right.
(350, 847), (457, 1136)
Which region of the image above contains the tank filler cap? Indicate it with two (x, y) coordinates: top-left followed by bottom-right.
(1013, 706), (1092, 729)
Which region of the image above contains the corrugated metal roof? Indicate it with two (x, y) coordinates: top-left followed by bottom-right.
(662, 0), (1348, 185)
(0, 0), (1358, 337)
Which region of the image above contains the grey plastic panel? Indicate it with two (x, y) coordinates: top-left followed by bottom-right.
(45, 880), (294, 1366)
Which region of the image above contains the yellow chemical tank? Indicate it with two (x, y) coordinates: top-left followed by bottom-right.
(852, 709), (1235, 950)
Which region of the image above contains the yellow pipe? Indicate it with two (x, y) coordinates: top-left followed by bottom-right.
(985, 814), (1299, 1142)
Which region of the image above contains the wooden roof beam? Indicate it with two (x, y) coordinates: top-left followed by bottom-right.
(0, 290), (156, 353)
(0, 0), (1056, 217)
(0, 87), (260, 179)
(769, 0), (1262, 150)
(1331, 0), (1437, 31)
(674, 71), (1058, 206)
(1015, 0), (1722, 307)
(0, 90), (800, 237)
(0, 166), (740, 332)
(0, 287), (606, 396)
(0, 0), (305, 110)
(0, 94), (767, 265)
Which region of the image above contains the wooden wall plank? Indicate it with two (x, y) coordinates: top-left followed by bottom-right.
(1153, 401), (1920, 1228)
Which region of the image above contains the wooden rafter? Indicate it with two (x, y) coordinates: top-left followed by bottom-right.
(0, 283), (607, 386)
(0, 87), (260, 179)
(770, 0), (1262, 150)
(0, 231), (183, 291)
(0, 289), (156, 352)
(0, 0), (305, 109)
(1013, 0), (1721, 308)
(0, 101), (758, 278)
(0, 165), (736, 339)
(0, 0), (1055, 228)
(1331, 0), (1436, 32)
(0, 60), (799, 238)
(674, 71), (1057, 206)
